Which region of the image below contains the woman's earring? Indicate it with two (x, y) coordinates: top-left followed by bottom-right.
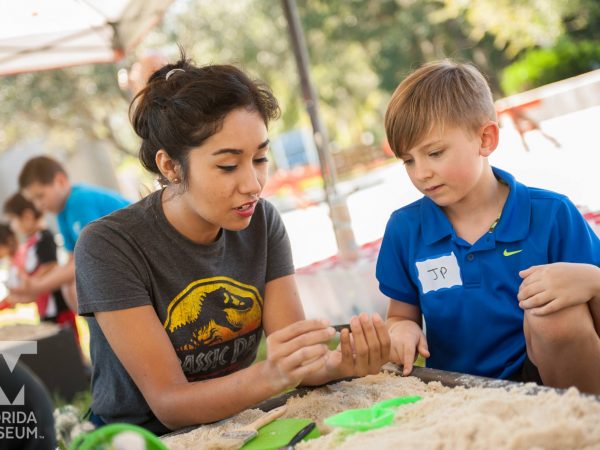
(172, 177), (180, 184)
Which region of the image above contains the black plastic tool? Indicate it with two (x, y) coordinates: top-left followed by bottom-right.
(277, 422), (316, 449)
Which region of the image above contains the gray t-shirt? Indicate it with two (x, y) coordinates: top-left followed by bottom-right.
(75, 190), (294, 433)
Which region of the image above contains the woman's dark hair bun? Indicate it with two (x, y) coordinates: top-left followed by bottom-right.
(129, 49), (279, 186)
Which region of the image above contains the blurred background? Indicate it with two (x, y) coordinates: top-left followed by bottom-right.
(1, 0), (599, 337)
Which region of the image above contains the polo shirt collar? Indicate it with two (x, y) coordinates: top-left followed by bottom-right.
(421, 196), (453, 245)
(491, 166), (531, 242)
(419, 166), (531, 245)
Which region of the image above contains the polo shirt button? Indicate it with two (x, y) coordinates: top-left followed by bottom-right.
(467, 253), (475, 261)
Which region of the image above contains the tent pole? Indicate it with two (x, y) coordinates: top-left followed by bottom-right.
(281, 0), (359, 262)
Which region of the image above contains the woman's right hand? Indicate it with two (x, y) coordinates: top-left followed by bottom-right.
(262, 319), (335, 391)
(388, 319), (429, 376)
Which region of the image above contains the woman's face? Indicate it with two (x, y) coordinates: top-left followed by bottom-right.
(171, 108), (270, 241)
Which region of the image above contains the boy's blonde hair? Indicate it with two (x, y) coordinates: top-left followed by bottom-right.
(384, 59), (496, 157)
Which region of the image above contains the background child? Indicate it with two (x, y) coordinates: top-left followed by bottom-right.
(377, 59), (600, 393)
(2, 193), (76, 330)
(0, 223), (25, 309)
(9, 156), (130, 310)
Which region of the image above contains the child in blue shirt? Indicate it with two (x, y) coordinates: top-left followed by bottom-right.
(10, 156), (130, 310)
(376, 59), (600, 393)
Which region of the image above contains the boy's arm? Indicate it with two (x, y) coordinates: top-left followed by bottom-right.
(5, 263), (61, 305)
(386, 299), (429, 376)
(10, 256), (74, 298)
(31, 262), (57, 278)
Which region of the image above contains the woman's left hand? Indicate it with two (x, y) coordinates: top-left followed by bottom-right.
(325, 312), (391, 378)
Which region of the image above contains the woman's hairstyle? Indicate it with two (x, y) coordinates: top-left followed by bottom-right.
(4, 192), (43, 219)
(385, 59), (496, 157)
(130, 51), (280, 186)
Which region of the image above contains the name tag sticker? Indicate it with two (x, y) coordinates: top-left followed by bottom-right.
(416, 252), (462, 294)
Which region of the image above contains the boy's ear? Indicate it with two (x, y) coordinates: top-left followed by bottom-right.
(54, 171), (69, 188)
(479, 121), (499, 157)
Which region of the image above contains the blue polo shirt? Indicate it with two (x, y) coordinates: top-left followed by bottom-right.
(57, 184), (130, 252)
(376, 167), (600, 379)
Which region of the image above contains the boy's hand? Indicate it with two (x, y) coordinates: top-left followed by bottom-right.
(388, 320), (429, 376)
(325, 312), (391, 379)
(518, 263), (600, 315)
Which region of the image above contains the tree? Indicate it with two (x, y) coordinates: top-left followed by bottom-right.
(3, 0), (596, 159)
(438, 0), (599, 57)
(146, 0), (509, 145)
(0, 64), (137, 156)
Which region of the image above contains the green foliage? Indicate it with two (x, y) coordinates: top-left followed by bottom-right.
(438, 0), (580, 56)
(0, 63), (137, 156)
(53, 389), (92, 412)
(2, 0), (600, 157)
(501, 39), (600, 94)
(297, 0), (509, 122)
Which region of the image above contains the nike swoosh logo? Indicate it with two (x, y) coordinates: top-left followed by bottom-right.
(503, 249), (523, 256)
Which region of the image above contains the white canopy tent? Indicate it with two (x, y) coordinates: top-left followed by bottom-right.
(0, 0), (174, 76)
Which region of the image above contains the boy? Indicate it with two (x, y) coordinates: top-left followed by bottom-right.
(2, 193), (76, 328)
(10, 156), (130, 310)
(376, 60), (600, 393)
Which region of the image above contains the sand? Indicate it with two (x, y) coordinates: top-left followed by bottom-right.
(162, 372), (600, 450)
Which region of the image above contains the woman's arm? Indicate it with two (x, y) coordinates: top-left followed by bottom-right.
(96, 299), (334, 430)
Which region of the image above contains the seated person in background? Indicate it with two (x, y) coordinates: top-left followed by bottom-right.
(377, 59), (600, 393)
(0, 224), (30, 309)
(1, 193), (76, 332)
(10, 156), (130, 311)
(74, 53), (390, 434)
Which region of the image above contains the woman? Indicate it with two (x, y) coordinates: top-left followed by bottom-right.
(75, 54), (390, 434)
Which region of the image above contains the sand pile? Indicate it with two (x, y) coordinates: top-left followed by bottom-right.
(162, 372), (600, 450)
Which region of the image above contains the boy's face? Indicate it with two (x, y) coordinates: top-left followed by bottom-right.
(7, 211), (37, 237)
(400, 124), (495, 207)
(22, 174), (69, 214)
(0, 244), (11, 259)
